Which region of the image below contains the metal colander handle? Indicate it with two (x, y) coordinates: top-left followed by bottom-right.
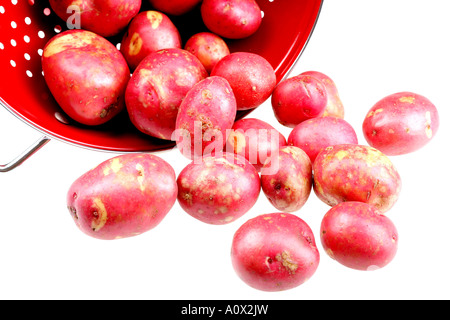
(0, 135), (50, 172)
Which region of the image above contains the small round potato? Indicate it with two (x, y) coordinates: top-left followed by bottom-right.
(211, 52), (276, 110)
(321, 202), (399, 271)
(231, 212), (320, 292)
(121, 11), (182, 71)
(177, 153), (261, 225)
(301, 71), (345, 119)
(362, 92), (439, 156)
(184, 32), (230, 74)
(201, 0), (262, 39)
(271, 74), (328, 128)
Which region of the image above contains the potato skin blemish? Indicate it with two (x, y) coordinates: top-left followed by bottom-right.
(176, 154), (260, 225)
(42, 29), (130, 126)
(231, 213), (320, 291)
(313, 144), (401, 213)
(66, 154), (177, 240)
(261, 146), (312, 213)
(362, 92), (439, 155)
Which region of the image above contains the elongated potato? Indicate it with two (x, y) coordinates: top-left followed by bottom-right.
(42, 30), (130, 126)
(67, 154), (177, 240)
(177, 153), (261, 225)
(362, 92), (439, 155)
(301, 71), (345, 119)
(261, 146), (312, 212)
(125, 48), (208, 140)
(313, 144), (401, 213)
(175, 76), (237, 160)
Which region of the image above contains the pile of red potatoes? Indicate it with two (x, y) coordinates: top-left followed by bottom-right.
(43, 0), (439, 292)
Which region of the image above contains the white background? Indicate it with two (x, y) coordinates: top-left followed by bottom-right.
(0, 0), (449, 300)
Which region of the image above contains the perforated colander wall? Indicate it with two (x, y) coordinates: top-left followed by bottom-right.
(0, 0), (322, 152)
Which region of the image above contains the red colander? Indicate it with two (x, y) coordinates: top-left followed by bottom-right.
(0, 0), (323, 171)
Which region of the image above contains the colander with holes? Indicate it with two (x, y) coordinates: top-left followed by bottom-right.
(0, 0), (323, 172)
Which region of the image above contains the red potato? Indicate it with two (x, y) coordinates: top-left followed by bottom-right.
(201, 0), (262, 39)
(184, 32), (230, 74)
(288, 117), (358, 163)
(49, 0), (141, 38)
(177, 153), (261, 225)
(313, 144), (402, 213)
(42, 30), (130, 126)
(67, 154), (178, 240)
(272, 74), (328, 128)
(125, 48), (208, 140)
(320, 202), (399, 271)
(175, 76), (237, 160)
(231, 213), (320, 292)
(120, 11), (182, 71)
(148, 0), (202, 16)
(362, 92), (440, 156)
(301, 71), (345, 119)
(211, 52), (276, 110)
(225, 118), (287, 172)
(260, 146), (312, 213)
